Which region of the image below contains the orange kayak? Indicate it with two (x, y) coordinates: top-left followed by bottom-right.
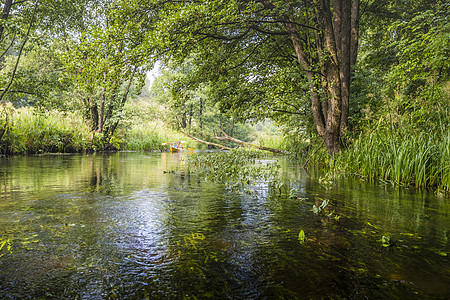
(170, 146), (183, 153)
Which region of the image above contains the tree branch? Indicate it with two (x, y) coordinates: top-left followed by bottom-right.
(12, 0), (29, 6)
(0, 0), (38, 102)
(272, 109), (305, 115)
(216, 126), (287, 154)
(182, 131), (231, 151)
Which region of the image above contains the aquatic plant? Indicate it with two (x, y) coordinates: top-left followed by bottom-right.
(312, 198), (329, 215)
(381, 234), (392, 248)
(298, 230), (306, 243)
(312, 197), (340, 221)
(185, 148), (280, 191)
(0, 238), (12, 257)
(328, 126), (450, 192)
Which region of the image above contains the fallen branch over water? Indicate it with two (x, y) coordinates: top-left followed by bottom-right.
(181, 131), (231, 151)
(214, 127), (287, 154)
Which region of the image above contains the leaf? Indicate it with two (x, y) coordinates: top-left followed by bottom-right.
(312, 205), (319, 214)
(381, 234), (391, 247)
(298, 230), (306, 243)
(0, 240), (6, 251)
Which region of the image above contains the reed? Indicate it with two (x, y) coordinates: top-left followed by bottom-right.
(331, 126), (450, 191)
(0, 106), (90, 154)
(0, 105), (197, 154)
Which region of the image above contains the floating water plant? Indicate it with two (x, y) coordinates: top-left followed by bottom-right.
(0, 238), (12, 257)
(298, 230), (306, 243)
(185, 148), (280, 191)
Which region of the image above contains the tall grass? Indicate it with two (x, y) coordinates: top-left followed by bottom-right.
(0, 105), (90, 154)
(257, 133), (309, 157)
(121, 121), (195, 151)
(0, 105), (198, 154)
(330, 127), (450, 191)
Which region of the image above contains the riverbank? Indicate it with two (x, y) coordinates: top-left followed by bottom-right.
(0, 105), (196, 154)
(1, 104), (449, 194)
(311, 104), (450, 193)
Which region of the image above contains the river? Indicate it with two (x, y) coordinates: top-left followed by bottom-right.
(0, 152), (449, 299)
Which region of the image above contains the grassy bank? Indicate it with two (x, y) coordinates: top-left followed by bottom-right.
(0, 105), (196, 155)
(0, 105), (91, 154)
(329, 127), (450, 192)
(121, 121), (196, 151)
(303, 99), (450, 193)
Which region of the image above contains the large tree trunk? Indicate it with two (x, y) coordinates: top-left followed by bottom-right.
(285, 0), (360, 153)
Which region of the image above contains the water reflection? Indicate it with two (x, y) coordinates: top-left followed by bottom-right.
(0, 152), (449, 299)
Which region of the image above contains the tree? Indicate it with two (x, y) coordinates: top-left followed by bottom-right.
(61, 11), (148, 146)
(349, 0), (449, 131)
(0, 0), (97, 105)
(136, 0), (362, 153)
(151, 59), (253, 142)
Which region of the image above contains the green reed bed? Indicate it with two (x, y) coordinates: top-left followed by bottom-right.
(0, 107), (90, 154)
(331, 128), (450, 191)
(0, 105), (196, 154)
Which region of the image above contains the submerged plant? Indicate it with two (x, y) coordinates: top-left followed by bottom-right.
(312, 198), (340, 221)
(381, 234), (392, 247)
(313, 198), (330, 214)
(380, 234), (400, 248)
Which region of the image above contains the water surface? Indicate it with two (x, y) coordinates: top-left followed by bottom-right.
(0, 152), (449, 299)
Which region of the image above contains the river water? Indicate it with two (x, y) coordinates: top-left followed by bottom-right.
(0, 152), (448, 299)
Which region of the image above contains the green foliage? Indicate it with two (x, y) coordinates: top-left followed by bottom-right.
(0, 105), (90, 154)
(139, 0), (321, 139)
(298, 230), (306, 244)
(185, 148), (280, 191)
(350, 1), (449, 131)
(384, 5), (450, 92)
(329, 115), (450, 191)
(150, 59), (254, 143)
